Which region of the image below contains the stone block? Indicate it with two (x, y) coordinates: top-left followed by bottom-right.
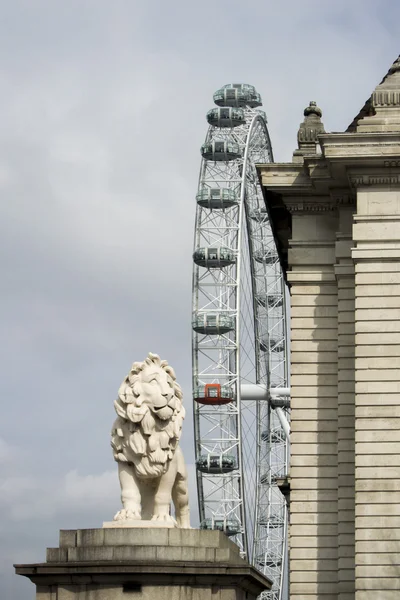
(291, 351), (338, 364)
(291, 295), (338, 307)
(355, 391), (400, 405)
(290, 408), (337, 420)
(357, 540), (400, 553)
(103, 526), (169, 547)
(290, 489), (337, 502)
(291, 305), (338, 318)
(291, 513), (338, 525)
(290, 284), (338, 295)
(112, 545), (158, 561)
(355, 527), (400, 541)
(357, 344), (400, 357)
(356, 491), (400, 504)
(356, 319), (400, 333)
(290, 570), (338, 582)
(290, 525), (338, 538)
(356, 503), (400, 516)
(76, 529), (105, 547)
(338, 485), (355, 499)
(291, 442), (338, 456)
(291, 547), (337, 560)
(46, 548), (67, 562)
(291, 432), (337, 444)
(290, 500), (337, 513)
(288, 246), (336, 266)
(356, 261), (400, 273)
(291, 421), (338, 432)
(291, 454), (337, 467)
(355, 430), (399, 442)
(338, 533), (355, 546)
(356, 478), (400, 492)
(291, 478), (338, 490)
(356, 417), (400, 430)
(291, 385), (337, 397)
(357, 516), (400, 529)
(355, 368), (400, 382)
(290, 317), (338, 330)
(356, 381), (400, 393)
(291, 340), (337, 352)
(356, 441), (400, 454)
(353, 220), (400, 241)
(59, 530), (77, 548)
(67, 546), (114, 561)
(291, 328), (338, 340)
(357, 283), (400, 297)
(290, 558), (338, 571)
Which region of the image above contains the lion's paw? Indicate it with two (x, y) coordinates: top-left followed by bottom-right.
(113, 508), (141, 521)
(151, 513), (177, 525)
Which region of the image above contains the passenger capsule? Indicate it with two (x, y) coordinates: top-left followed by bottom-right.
(201, 140), (241, 162)
(254, 249), (278, 264)
(270, 339), (285, 353)
(259, 514), (284, 529)
(255, 109), (267, 121)
(193, 313), (235, 335)
(206, 107), (245, 128)
(196, 187), (238, 209)
(257, 295), (284, 308)
(213, 84), (262, 108)
(194, 384), (234, 405)
(261, 430), (283, 443)
(255, 553), (282, 568)
(200, 518), (241, 536)
(260, 338), (285, 353)
(196, 454), (237, 474)
(193, 247), (236, 268)
(267, 295), (284, 308)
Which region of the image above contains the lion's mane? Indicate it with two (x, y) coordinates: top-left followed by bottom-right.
(111, 352), (185, 479)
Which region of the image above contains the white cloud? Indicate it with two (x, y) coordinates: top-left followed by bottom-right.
(2, 2), (399, 598)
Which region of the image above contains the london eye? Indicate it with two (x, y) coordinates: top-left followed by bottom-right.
(192, 83), (290, 600)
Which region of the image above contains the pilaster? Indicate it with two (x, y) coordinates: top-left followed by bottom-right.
(334, 205), (356, 600)
(352, 181), (400, 600)
(288, 204), (339, 600)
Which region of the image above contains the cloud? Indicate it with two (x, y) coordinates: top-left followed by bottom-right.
(1, 1), (399, 598)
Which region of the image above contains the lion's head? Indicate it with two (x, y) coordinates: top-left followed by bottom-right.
(111, 353), (185, 479)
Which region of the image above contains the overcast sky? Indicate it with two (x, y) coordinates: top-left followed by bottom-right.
(1, 1), (399, 597)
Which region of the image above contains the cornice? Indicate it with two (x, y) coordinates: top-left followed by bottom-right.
(349, 173), (400, 187)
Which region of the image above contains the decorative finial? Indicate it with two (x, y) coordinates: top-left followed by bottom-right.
(304, 101), (322, 118)
(293, 100), (325, 161)
(389, 55), (400, 75)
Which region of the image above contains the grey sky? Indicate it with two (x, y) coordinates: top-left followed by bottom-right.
(1, 1), (399, 597)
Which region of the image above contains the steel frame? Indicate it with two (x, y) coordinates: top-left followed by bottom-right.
(192, 88), (289, 600)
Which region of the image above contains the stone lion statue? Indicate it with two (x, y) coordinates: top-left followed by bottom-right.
(111, 352), (190, 527)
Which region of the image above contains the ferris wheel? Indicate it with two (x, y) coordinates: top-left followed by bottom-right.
(192, 84), (290, 600)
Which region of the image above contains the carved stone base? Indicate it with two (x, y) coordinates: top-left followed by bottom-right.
(103, 519), (177, 528)
(15, 528), (272, 599)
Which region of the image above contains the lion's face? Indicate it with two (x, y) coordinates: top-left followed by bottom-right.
(137, 364), (176, 421)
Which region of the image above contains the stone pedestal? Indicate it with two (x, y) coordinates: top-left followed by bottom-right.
(15, 528), (271, 600)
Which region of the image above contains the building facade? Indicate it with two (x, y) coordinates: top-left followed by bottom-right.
(257, 55), (400, 600)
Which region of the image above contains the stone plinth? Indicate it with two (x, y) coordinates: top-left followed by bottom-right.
(15, 528), (271, 600)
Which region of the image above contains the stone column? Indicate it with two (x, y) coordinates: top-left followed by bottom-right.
(287, 207), (339, 600)
(334, 205), (356, 600)
(352, 184), (400, 599)
(15, 528), (272, 600)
